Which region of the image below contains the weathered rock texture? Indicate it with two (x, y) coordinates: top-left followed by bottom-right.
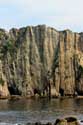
(0, 25), (83, 97)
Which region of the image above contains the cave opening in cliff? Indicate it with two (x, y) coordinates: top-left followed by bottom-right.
(59, 88), (64, 96)
(8, 83), (21, 95)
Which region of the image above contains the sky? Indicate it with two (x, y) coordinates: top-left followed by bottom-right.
(0, 0), (83, 32)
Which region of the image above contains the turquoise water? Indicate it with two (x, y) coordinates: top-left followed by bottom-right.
(0, 98), (82, 125)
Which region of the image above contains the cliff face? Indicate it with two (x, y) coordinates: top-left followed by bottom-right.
(0, 25), (83, 97)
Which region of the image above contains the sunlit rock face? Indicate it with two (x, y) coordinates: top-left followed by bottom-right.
(0, 60), (9, 97)
(0, 25), (83, 96)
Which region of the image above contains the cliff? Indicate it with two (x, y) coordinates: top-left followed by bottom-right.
(0, 25), (83, 97)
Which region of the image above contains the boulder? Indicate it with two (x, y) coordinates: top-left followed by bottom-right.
(55, 117), (79, 125)
(65, 117), (79, 125)
(54, 119), (67, 125)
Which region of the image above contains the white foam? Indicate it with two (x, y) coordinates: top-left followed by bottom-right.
(0, 123), (20, 125)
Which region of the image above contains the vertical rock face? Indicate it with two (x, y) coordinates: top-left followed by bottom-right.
(0, 60), (9, 97)
(0, 25), (83, 97)
(58, 31), (75, 95)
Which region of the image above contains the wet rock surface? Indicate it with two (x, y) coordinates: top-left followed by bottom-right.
(19, 117), (82, 125)
(25, 117), (81, 125)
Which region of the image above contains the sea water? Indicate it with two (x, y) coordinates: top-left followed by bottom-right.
(0, 98), (82, 125)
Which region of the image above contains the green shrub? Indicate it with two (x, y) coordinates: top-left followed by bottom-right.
(79, 65), (83, 74)
(0, 39), (16, 59)
(0, 78), (4, 86)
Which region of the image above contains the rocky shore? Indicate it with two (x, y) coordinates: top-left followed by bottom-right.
(0, 94), (83, 101)
(15, 117), (83, 125)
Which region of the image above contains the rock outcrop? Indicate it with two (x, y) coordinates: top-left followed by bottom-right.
(0, 25), (83, 97)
